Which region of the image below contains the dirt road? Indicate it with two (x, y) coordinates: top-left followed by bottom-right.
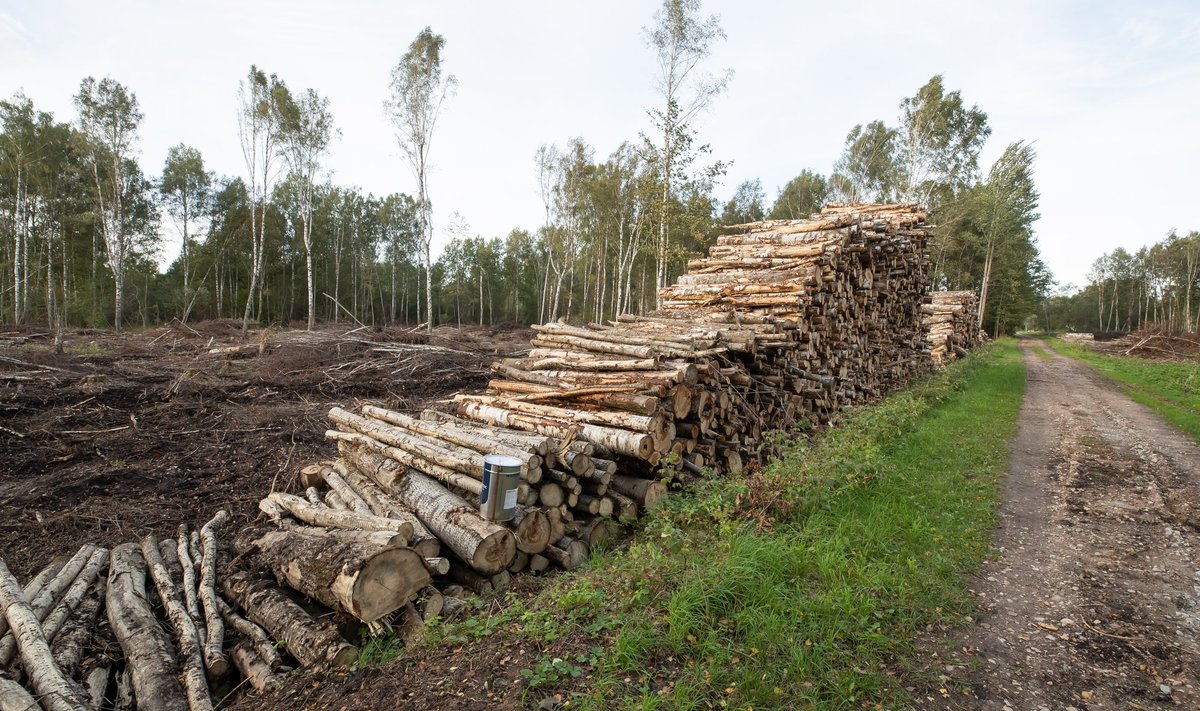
(926, 340), (1200, 709)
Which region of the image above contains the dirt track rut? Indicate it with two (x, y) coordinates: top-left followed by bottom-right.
(925, 340), (1200, 710)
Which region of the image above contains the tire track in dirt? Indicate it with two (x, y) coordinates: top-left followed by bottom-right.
(920, 340), (1200, 710)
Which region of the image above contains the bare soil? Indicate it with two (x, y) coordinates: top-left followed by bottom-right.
(0, 321), (530, 580)
(915, 340), (1200, 710)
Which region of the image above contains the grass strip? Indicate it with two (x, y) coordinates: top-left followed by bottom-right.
(1046, 339), (1200, 444)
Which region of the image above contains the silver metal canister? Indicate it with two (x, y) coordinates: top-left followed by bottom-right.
(479, 454), (521, 522)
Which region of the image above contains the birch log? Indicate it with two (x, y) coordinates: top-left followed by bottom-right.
(0, 558), (88, 711)
(140, 536), (212, 711)
(198, 510), (231, 679)
(106, 543), (189, 711)
(240, 527), (430, 623)
(222, 572), (358, 669)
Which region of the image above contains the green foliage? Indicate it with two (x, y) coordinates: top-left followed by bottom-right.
(768, 169), (828, 220)
(720, 179), (765, 225)
(535, 342), (1026, 710)
(830, 120), (899, 204)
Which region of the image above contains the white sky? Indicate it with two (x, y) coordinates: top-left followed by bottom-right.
(2, 0), (1198, 289)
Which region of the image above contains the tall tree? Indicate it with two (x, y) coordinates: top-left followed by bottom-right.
(720, 179), (764, 225)
(896, 75), (990, 208)
(74, 77), (147, 331)
(279, 87), (336, 330)
(768, 170), (828, 220)
(159, 144), (211, 322)
(974, 141), (1040, 330)
(237, 65), (287, 334)
(645, 0), (731, 304)
(385, 26), (457, 334)
(830, 120), (899, 204)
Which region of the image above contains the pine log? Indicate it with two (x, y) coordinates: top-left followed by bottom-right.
(198, 510), (231, 679)
(241, 527), (430, 623)
(140, 536), (212, 711)
(223, 572), (358, 669)
(106, 543), (189, 711)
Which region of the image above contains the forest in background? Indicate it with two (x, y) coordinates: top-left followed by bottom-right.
(2, 0), (1170, 339)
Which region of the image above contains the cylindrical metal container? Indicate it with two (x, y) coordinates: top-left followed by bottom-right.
(479, 454), (521, 522)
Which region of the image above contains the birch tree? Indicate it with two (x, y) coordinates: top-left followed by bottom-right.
(237, 66), (287, 334)
(160, 144), (211, 322)
(975, 141), (1039, 330)
(896, 75), (990, 208)
(386, 26), (457, 334)
(74, 76), (143, 330)
(279, 88), (337, 330)
(645, 0), (731, 304)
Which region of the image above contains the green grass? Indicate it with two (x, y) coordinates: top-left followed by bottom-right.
(1046, 338), (1200, 444)
(360, 342), (1027, 709)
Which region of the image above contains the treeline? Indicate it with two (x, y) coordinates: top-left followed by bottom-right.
(1043, 231), (1200, 334)
(1, 2), (1050, 335)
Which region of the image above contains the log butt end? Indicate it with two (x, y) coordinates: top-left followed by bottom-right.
(348, 547), (431, 623)
(469, 529), (517, 576)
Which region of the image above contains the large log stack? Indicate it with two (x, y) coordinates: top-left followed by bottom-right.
(924, 290), (983, 365)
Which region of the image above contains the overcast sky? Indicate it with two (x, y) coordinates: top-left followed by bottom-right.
(2, 0), (1198, 288)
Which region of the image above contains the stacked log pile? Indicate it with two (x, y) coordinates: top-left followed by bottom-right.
(925, 290), (982, 365)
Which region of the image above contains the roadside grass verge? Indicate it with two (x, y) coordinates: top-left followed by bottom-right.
(384, 341), (1026, 709)
(1045, 339), (1200, 444)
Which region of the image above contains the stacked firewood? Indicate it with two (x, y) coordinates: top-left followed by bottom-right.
(924, 290), (982, 365)
(0, 513), (313, 710)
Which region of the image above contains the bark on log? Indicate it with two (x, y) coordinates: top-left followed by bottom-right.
(216, 597), (283, 672)
(609, 475), (667, 509)
(416, 585), (443, 621)
(35, 547), (107, 658)
(455, 401), (653, 459)
(543, 539), (588, 571)
(198, 510), (231, 679)
(241, 528), (430, 623)
(50, 579), (103, 678)
(0, 559), (89, 711)
(140, 536), (212, 711)
(386, 469), (516, 575)
(328, 431), (483, 496)
(320, 467), (373, 515)
(229, 642), (282, 693)
(265, 492), (414, 539)
(362, 405), (541, 471)
(223, 572), (358, 669)
(84, 666), (109, 710)
(0, 675), (38, 711)
(328, 461), (440, 557)
(106, 543), (189, 711)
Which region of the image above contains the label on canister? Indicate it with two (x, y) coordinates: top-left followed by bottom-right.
(481, 454), (522, 522)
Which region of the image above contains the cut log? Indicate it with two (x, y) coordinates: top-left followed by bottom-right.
(198, 510), (231, 679)
(329, 431), (483, 496)
(265, 492), (414, 538)
(609, 474), (667, 509)
(416, 585), (444, 621)
(241, 527), (430, 623)
(455, 400), (653, 460)
(229, 642), (283, 693)
(216, 596), (283, 672)
(329, 460), (440, 557)
(397, 603), (425, 647)
(343, 447), (516, 575)
(140, 535), (212, 711)
(106, 543), (189, 711)
(362, 405), (541, 471)
(528, 554), (550, 573)
(511, 506), (551, 555)
(35, 547), (107, 656)
(0, 558), (89, 711)
(422, 557), (451, 576)
(543, 538), (588, 571)
(50, 579), (103, 678)
(320, 466), (373, 515)
(0, 545), (95, 664)
(0, 675), (38, 711)
(223, 572), (358, 669)
(84, 666), (109, 710)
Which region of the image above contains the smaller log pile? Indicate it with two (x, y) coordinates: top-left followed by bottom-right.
(0, 513), (331, 711)
(924, 290), (982, 365)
